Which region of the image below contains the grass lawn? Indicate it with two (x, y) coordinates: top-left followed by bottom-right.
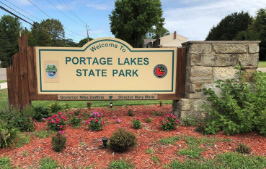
(0, 80), (7, 83)
(0, 88), (172, 110)
(258, 61), (266, 68)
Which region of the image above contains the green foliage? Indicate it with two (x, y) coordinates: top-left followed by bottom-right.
(34, 130), (54, 139)
(47, 112), (67, 131)
(160, 114), (179, 130)
(235, 144), (251, 154)
(145, 116), (152, 123)
(109, 0), (165, 47)
(49, 102), (62, 113)
(166, 152), (266, 169)
(178, 147), (205, 159)
(158, 136), (181, 145)
(180, 116), (197, 126)
(132, 118), (142, 129)
(33, 106), (50, 121)
(0, 15), (21, 67)
(51, 131), (66, 152)
(39, 157), (59, 169)
(108, 159), (134, 169)
(0, 157), (13, 169)
(15, 132), (31, 148)
(127, 110), (134, 116)
(151, 155), (160, 164)
(109, 128), (137, 152)
(145, 148), (155, 154)
(202, 67), (266, 136)
(0, 122), (18, 148)
(69, 110), (82, 127)
(206, 12), (252, 40)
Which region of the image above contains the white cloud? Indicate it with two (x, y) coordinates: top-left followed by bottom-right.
(13, 0), (30, 6)
(164, 0), (266, 40)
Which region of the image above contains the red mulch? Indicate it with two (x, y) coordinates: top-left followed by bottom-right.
(1, 105), (266, 168)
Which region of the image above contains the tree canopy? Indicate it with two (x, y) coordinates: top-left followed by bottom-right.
(206, 12), (252, 40)
(0, 15), (21, 67)
(109, 0), (166, 47)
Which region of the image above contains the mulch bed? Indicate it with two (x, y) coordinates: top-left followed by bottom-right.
(1, 105), (266, 168)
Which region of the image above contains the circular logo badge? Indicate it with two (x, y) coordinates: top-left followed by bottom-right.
(154, 64), (167, 78)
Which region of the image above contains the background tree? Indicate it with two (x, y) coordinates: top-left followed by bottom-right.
(0, 15), (21, 67)
(77, 37), (94, 47)
(206, 12), (252, 40)
(109, 0), (166, 47)
(234, 9), (266, 60)
(40, 19), (65, 46)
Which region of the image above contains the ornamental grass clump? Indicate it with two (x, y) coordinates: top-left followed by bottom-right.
(51, 130), (66, 152)
(160, 114), (179, 130)
(132, 117), (142, 129)
(69, 110), (82, 127)
(86, 112), (104, 131)
(47, 112), (67, 131)
(109, 128), (137, 152)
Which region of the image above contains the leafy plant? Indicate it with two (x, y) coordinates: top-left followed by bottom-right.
(151, 155), (160, 164)
(202, 67), (266, 135)
(127, 109), (134, 116)
(49, 102), (62, 113)
(47, 112), (67, 131)
(51, 131), (66, 152)
(15, 132), (31, 148)
(33, 106), (50, 121)
(235, 143), (251, 154)
(145, 114), (152, 123)
(159, 114), (179, 130)
(0, 122), (18, 148)
(132, 117), (142, 129)
(108, 159), (134, 169)
(145, 148), (155, 154)
(86, 112), (104, 131)
(34, 130), (54, 139)
(69, 111), (82, 127)
(109, 128), (137, 152)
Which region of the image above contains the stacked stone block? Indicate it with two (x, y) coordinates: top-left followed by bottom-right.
(173, 41), (260, 120)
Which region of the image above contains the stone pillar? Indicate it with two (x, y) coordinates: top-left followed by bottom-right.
(173, 41), (260, 120)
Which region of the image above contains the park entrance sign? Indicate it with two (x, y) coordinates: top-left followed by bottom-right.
(7, 36), (186, 107)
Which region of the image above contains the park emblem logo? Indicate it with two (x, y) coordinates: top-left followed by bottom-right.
(46, 64), (57, 79)
(154, 64), (167, 78)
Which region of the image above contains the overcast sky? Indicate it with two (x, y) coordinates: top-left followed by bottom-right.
(0, 0), (265, 42)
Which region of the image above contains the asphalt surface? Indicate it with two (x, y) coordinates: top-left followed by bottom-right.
(0, 68), (6, 81)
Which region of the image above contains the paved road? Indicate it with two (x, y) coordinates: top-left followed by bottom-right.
(0, 68), (6, 81)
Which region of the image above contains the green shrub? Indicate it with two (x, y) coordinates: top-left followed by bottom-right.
(132, 118), (142, 129)
(69, 111), (82, 127)
(49, 102), (62, 113)
(33, 106), (50, 121)
(108, 159), (134, 169)
(51, 131), (66, 152)
(159, 114), (179, 130)
(128, 110), (134, 116)
(202, 67), (266, 135)
(235, 144), (251, 154)
(0, 122), (18, 148)
(0, 106), (35, 132)
(109, 128), (137, 152)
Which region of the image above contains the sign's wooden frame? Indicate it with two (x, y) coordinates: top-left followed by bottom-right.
(7, 35), (186, 107)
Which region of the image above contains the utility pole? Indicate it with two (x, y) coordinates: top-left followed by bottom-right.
(86, 24), (89, 41)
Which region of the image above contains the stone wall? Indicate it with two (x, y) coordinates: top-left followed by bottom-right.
(173, 41), (260, 120)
